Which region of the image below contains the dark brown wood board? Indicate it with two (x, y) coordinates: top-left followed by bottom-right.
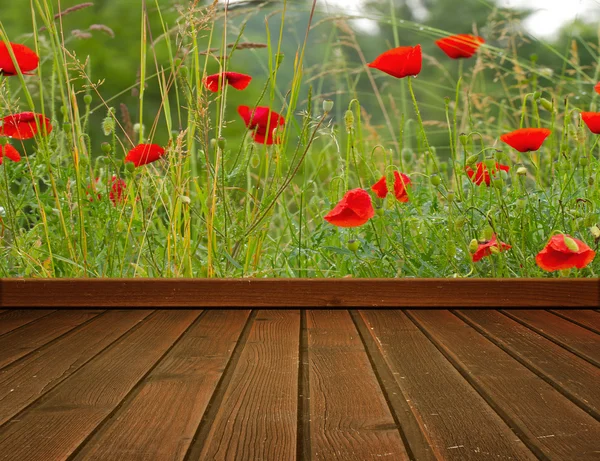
(548, 309), (600, 334)
(0, 309), (55, 335)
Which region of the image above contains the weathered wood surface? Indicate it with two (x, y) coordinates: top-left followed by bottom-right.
(1, 278), (598, 306)
(0, 309), (598, 461)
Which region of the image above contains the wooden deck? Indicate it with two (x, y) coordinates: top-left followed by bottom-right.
(0, 309), (598, 460)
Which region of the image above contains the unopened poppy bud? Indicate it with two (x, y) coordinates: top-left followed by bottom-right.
(102, 116), (115, 136)
(446, 190), (455, 202)
(516, 166), (527, 176)
(466, 154), (479, 166)
(469, 239), (478, 253)
(347, 239), (360, 252)
(60, 105), (69, 116)
(101, 142), (112, 153)
(250, 153), (260, 169)
(133, 123), (142, 134)
(217, 137), (226, 150)
(563, 236), (579, 252)
(63, 123), (72, 131)
(344, 110), (354, 132)
(493, 177), (503, 189)
(180, 195), (191, 204)
(483, 226), (494, 240)
(376, 207), (385, 216)
(83, 94), (92, 105)
(579, 157), (588, 166)
(516, 198), (526, 210)
(210, 138), (217, 148)
(559, 269), (571, 277)
(590, 225), (600, 239)
(125, 161), (136, 173)
(459, 133), (468, 146)
(489, 245), (501, 255)
(540, 98), (553, 112)
(101, 156), (111, 165)
(322, 99), (334, 112)
(533, 90), (542, 100)
(430, 174), (441, 186)
(484, 157), (496, 170)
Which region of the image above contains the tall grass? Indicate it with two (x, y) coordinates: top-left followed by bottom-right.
(0, 0), (598, 278)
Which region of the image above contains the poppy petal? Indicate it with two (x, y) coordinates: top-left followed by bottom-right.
(124, 143), (166, 167)
(0, 42), (39, 76)
(204, 72), (252, 92)
(581, 112), (600, 135)
(595, 82), (600, 95)
(109, 175), (127, 205)
(393, 171), (411, 202)
(0, 144), (21, 163)
(500, 128), (551, 153)
(0, 112), (52, 140)
(371, 176), (388, 198)
(238, 105), (285, 145)
(435, 34), (485, 59)
(324, 188), (375, 228)
(368, 45), (422, 79)
(472, 234), (511, 262)
(535, 234), (596, 272)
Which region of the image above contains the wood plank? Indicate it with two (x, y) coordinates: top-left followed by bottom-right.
(0, 310), (55, 335)
(306, 310), (409, 461)
(549, 310), (600, 334)
(0, 310), (201, 461)
(190, 310), (299, 461)
(503, 310), (600, 367)
(0, 310), (102, 369)
(359, 310), (537, 461)
(456, 310), (600, 419)
(71, 310), (250, 461)
(1, 278), (599, 307)
(0, 310), (152, 426)
(409, 310), (600, 461)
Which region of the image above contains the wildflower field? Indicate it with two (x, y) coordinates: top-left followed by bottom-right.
(0, 0), (599, 278)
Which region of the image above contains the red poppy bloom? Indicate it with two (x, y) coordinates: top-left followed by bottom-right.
(324, 188), (375, 228)
(500, 128), (551, 152)
(466, 161), (510, 186)
(367, 45), (422, 79)
(0, 144), (21, 165)
(86, 178), (102, 202)
(472, 234), (512, 262)
(125, 143), (165, 167)
(435, 34), (485, 59)
(238, 105), (285, 145)
(0, 42), (39, 76)
(595, 82), (600, 95)
(371, 171), (412, 202)
(581, 112), (600, 134)
(536, 234), (596, 272)
(109, 175), (127, 205)
(0, 112), (52, 140)
(203, 72), (252, 92)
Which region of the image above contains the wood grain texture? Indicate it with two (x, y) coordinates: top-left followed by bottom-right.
(359, 310), (537, 461)
(194, 310), (300, 461)
(72, 310), (250, 461)
(0, 310), (152, 426)
(503, 310), (600, 367)
(306, 310), (409, 461)
(0, 310), (55, 335)
(0, 310), (201, 461)
(409, 310), (600, 460)
(1, 278), (599, 307)
(0, 310), (102, 369)
(549, 310), (600, 334)
(455, 310), (600, 419)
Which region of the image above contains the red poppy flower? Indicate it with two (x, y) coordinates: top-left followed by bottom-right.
(595, 82), (600, 95)
(367, 45), (422, 79)
(86, 178), (102, 202)
(500, 128), (551, 153)
(109, 175), (127, 205)
(0, 42), (39, 76)
(536, 234), (596, 272)
(238, 105), (285, 145)
(0, 112), (52, 140)
(324, 188), (375, 228)
(203, 72), (252, 92)
(472, 234), (512, 262)
(0, 144), (21, 165)
(466, 161), (510, 186)
(581, 112), (600, 134)
(124, 143), (165, 167)
(371, 171), (412, 202)
(435, 34), (485, 59)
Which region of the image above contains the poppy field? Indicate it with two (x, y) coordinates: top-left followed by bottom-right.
(0, 0), (599, 278)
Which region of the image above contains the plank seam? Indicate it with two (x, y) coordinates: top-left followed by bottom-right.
(296, 310), (311, 461)
(404, 310), (549, 461)
(65, 310), (205, 461)
(499, 310), (600, 368)
(546, 310), (600, 336)
(0, 310), (57, 338)
(182, 310), (258, 461)
(451, 310), (600, 421)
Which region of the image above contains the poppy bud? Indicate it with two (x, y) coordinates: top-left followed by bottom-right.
(250, 153), (260, 169)
(180, 195), (191, 204)
(563, 236), (579, 252)
(469, 238), (478, 253)
(101, 142), (112, 153)
(446, 190), (455, 202)
(102, 116), (115, 136)
(489, 246), (501, 255)
(591, 225), (600, 239)
(101, 156), (111, 165)
(579, 157), (588, 166)
(430, 174), (441, 186)
(493, 177), (503, 189)
(533, 90), (542, 100)
(484, 157), (496, 170)
(323, 99), (334, 112)
(376, 207), (385, 216)
(347, 239), (360, 252)
(133, 123), (142, 134)
(559, 269), (571, 277)
(459, 133), (468, 146)
(217, 137), (226, 150)
(83, 94), (92, 105)
(344, 110), (354, 132)
(483, 226), (494, 240)
(540, 98), (554, 112)
(516, 198), (526, 210)
(466, 154), (479, 166)
(125, 161), (136, 173)
(516, 166), (527, 176)
(60, 105), (69, 116)
(63, 123), (71, 132)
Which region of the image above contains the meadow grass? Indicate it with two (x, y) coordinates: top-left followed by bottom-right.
(0, 0), (598, 278)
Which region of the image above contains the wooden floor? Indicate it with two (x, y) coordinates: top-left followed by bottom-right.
(0, 310), (598, 460)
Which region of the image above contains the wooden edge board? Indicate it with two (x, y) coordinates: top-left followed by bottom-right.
(1, 278), (598, 307)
